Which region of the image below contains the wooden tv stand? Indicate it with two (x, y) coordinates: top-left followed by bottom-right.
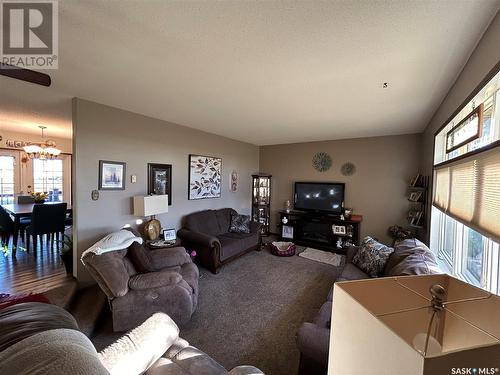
(278, 210), (362, 252)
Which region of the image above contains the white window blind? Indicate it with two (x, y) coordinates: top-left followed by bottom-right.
(433, 145), (500, 243)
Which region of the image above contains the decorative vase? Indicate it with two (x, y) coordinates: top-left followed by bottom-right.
(34, 199), (46, 204)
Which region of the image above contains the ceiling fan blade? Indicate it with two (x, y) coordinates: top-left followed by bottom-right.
(0, 64), (51, 87)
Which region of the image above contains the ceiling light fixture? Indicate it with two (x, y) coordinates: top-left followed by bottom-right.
(23, 125), (61, 159)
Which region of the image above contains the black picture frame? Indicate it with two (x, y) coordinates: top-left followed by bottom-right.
(148, 163), (172, 205)
(98, 160), (126, 190)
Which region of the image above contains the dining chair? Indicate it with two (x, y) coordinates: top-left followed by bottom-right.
(26, 203), (68, 252)
(0, 206), (14, 246)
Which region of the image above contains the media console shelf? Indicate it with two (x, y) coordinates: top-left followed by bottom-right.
(278, 210), (362, 252)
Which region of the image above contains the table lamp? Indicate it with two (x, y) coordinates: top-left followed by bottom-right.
(329, 274), (500, 374)
(133, 195), (168, 240)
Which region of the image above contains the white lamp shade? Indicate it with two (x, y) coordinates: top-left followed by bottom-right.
(133, 195), (168, 217)
(23, 144), (43, 153)
(329, 275), (500, 375)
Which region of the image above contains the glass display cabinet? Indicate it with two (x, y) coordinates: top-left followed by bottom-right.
(251, 174), (271, 235)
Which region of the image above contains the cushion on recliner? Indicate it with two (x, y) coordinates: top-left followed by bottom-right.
(82, 249), (130, 298)
(128, 242), (155, 273)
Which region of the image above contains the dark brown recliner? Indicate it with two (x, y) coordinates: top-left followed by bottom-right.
(82, 245), (199, 332)
(177, 208), (261, 274)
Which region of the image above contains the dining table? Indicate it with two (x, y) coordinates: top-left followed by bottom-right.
(1, 202), (72, 256)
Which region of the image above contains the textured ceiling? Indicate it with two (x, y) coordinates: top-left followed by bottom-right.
(1, 1), (499, 144)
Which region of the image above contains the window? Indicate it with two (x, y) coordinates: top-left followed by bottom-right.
(431, 67), (500, 295)
(33, 159), (64, 202)
(0, 156), (15, 204)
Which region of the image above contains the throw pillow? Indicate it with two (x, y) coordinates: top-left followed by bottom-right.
(229, 213), (251, 234)
(352, 236), (394, 277)
(128, 242), (155, 273)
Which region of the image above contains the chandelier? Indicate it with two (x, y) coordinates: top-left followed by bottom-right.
(23, 126), (61, 159)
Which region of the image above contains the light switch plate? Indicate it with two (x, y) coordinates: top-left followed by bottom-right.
(131, 175), (137, 183)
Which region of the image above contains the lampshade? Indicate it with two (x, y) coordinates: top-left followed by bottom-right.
(133, 195), (168, 217)
(329, 274), (500, 374)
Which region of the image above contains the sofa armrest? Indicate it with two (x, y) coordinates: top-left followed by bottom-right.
(150, 247), (192, 269)
(249, 221), (262, 234)
(177, 229), (220, 248)
(296, 322), (330, 366)
(128, 270), (182, 291)
(229, 366), (265, 375)
(98, 313), (180, 375)
(346, 245), (360, 264)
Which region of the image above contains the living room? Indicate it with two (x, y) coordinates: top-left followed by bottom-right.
(1, 1), (500, 374)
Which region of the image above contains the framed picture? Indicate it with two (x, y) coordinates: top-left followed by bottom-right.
(333, 225), (346, 235)
(446, 103), (483, 153)
(230, 170), (238, 192)
(98, 160), (126, 190)
(282, 225), (294, 239)
(409, 191), (422, 202)
(163, 228), (176, 242)
(188, 154), (222, 200)
(148, 163), (172, 205)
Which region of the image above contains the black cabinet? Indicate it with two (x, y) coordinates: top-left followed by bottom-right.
(278, 210), (361, 252)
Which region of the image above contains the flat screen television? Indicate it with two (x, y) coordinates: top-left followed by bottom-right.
(294, 182), (345, 214)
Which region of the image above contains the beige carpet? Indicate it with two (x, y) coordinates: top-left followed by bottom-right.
(298, 247), (343, 266)
(92, 247), (344, 375)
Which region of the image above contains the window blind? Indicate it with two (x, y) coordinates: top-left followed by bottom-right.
(433, 145), (500, 243)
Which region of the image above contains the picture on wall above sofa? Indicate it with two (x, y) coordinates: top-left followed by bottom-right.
(188, 154), (222, 200)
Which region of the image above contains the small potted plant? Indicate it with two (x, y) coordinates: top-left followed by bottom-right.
(59, 234), (73, 274)
(31, 192), (49, 203)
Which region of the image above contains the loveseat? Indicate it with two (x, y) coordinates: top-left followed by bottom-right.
(296, 238), (441, 375)
(0, 302), (264, 375)
(178, 208), (262, 274)
(82, 230), (199, 332)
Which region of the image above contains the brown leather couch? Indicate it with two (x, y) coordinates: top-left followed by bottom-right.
(177, 208), (261, 274)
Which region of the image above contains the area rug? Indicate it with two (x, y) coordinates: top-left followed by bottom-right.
(298, 247), (343, 266)
(92, 247), (343, 375)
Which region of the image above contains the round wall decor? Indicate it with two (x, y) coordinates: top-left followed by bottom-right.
(341, 162), (356, 176)
(312, 152), (332, 172)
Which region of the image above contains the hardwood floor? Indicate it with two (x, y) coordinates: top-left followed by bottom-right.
(0, 237), (74, 295)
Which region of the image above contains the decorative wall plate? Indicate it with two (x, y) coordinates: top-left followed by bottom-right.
(341, 162), (356, 176)
(312, 152), (332, 172)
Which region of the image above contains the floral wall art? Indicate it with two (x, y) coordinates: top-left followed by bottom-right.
(188, 154), (222, 200)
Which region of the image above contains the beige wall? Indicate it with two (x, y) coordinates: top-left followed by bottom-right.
(420, 12), (500, 239)
(73, 98), (259, 281)
(260, 134), (421, 244)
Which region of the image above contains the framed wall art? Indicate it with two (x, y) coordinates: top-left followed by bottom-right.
(188, 154), (222, 200)
(148, 163), (172, 205)
(98, 160), (126, 190)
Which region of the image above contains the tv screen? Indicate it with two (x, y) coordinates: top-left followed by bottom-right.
(294, 182), (344, 214)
